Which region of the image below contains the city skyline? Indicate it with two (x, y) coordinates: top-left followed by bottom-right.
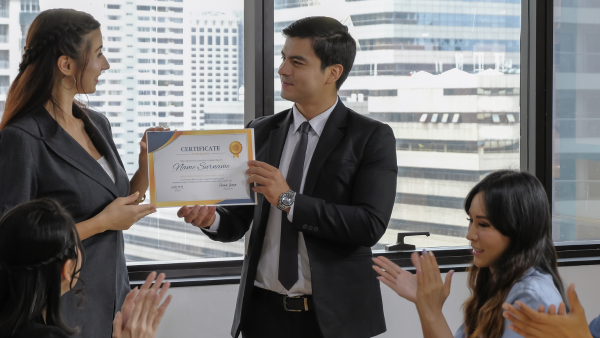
(0, 0), (524, 261)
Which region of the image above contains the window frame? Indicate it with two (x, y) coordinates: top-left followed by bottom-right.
(126, 0), (600, 288)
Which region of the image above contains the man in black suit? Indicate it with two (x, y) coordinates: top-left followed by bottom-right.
(177, 16), (397, 338)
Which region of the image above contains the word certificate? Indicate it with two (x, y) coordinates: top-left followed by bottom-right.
(147, 129), (257, 207)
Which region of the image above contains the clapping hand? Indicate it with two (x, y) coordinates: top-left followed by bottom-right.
(372, 255), (420, 303)
(502, 284), (593, 338)
(374, 251), (455, 338)
(415, 250), (454, 322)
(113, 272), (172, 338)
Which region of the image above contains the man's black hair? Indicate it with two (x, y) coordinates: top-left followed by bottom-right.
(282, 16), (356, 90)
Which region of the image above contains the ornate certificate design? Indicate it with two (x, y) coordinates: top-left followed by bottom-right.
(147, 129), (257, 207)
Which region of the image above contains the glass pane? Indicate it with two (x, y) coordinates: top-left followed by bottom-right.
(274, 0), (521, 248)
(1, 0), (245, 262)
(552, 0), (600, 242)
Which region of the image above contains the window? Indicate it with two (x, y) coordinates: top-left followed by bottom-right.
(0, 25), (8, 43)
(0, 1), (242, 262)
(0, 0), (8, 18)
(551, 1), (600, 242)
(274, 0), (521, 249)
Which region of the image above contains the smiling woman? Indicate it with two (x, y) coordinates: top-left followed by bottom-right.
(373, 170), (569, 338)
(0, 8), (163, 338)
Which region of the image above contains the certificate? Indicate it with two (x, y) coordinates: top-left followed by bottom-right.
(147, 129), (257, 207)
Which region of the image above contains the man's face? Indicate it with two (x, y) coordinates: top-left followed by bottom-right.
(278, 37), (329, 104)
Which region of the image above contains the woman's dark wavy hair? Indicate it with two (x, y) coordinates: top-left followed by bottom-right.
(0, 8), (100, 130)
(0, 198), (85, 337)
(462, 170), (568, 338)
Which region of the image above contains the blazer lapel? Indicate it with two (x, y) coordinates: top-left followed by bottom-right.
(302, 100), (348, 196)
(266, 109), (293, 169)
(249, 110), (294, 256)
(32, 108), (120, 198)
(84, 115), (130, 196)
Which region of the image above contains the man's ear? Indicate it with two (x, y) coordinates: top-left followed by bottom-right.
(325, 64), (344, 86)
(56, 55), (73, 77)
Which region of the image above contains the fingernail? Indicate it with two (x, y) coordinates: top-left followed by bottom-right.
(422, 249), (427, 255)
(134, 191), (140, 196)
(502, 304), (508, 310)
(449, 270), (454, 276)
(417, 269), (422, 274)
(420, 255), (424, 260)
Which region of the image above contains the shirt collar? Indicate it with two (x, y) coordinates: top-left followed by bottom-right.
(291, 97), (339, 137)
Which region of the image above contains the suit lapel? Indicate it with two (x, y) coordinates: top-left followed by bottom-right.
(266, 109), (294, 169)
(249, 110), (294, 257)
(32, 108), (120, 198)
(302, 100), (348, 196)
(262, 109), (293, 217)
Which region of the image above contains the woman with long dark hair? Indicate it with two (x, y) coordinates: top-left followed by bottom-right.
(0, 198), (171, 338)
(0, 9), (166, 338)
(373, 170), (568, 338)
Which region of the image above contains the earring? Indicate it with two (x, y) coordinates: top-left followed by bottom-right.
(61, 75), (76, 90)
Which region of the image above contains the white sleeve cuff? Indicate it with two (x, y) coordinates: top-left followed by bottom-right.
(203, 211), (221, 233)
(287, 204), (294, 223)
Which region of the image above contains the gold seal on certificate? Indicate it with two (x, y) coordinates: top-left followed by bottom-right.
(146, 129), (257, 207)
(229, 141), (243, 158)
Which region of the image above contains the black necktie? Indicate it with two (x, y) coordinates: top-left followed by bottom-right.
(278, 121), (311, 290)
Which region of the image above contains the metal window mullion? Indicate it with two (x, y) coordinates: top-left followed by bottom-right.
(243, 0), (274, 125)
(520, 0), (553, 203)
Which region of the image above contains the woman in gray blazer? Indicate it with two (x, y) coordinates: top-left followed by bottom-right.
(0, 9), (160, 338)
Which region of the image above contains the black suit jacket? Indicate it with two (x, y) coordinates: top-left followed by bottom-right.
(0, 106), (131, 338)
(203, 100), (398, 338)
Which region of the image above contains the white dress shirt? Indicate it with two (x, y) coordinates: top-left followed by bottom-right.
(207, 98), (338, 296)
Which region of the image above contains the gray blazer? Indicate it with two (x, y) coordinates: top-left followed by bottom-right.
(0, 105), (131, 338)
(453, 267), (564, 338)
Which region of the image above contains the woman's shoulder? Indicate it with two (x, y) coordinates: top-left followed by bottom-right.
(0, 108), (44, 140)
(453, 323), (466, 338)
(506, 268), (563, 307)
(11, 322), (70, 338)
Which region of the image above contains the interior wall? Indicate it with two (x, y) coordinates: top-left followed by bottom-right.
(156, 265), (600, 338)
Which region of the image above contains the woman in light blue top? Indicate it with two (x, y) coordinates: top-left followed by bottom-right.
(373, 170), (568, 338)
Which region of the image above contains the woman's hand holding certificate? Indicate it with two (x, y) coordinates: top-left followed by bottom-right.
(147, 129), (257, 208)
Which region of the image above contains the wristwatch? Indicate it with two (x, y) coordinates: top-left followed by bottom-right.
(277, 189), (296, 211)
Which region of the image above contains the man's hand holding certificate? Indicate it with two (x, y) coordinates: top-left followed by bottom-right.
(147, 129), (257, 208)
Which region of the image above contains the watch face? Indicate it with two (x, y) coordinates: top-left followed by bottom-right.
(281, 194), (292, 205)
